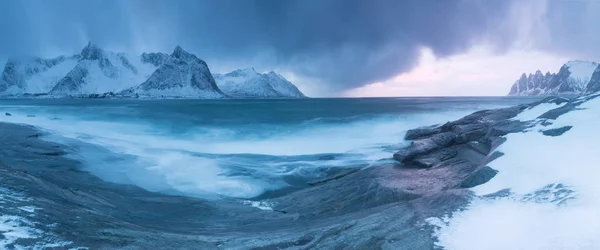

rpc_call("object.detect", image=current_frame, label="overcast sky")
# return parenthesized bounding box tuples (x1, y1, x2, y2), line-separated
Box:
(0, 0, 598, 97)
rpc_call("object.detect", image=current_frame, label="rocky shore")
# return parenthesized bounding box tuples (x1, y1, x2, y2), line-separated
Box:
(0, 96, 586, 249)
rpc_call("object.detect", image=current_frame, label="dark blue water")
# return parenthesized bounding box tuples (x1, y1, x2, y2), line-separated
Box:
(0, 97, 540, 198)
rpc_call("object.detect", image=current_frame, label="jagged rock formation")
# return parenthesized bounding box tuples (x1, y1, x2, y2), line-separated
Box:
(213, 68, 305, 98)
(121, 46, 224, 98)
(508, 71, 555, 96)
(508, 60, 599, 96)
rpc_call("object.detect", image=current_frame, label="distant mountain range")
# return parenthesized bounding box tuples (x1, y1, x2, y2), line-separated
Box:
(0, 42, 306, 99)
(508, 60, 600, 96)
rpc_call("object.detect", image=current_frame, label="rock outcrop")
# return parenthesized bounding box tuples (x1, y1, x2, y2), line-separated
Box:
(394, 105, 529, 187)
(392, 96, 580, 190)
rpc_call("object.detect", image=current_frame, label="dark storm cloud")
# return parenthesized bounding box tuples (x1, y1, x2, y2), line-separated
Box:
(0, 0, 515, 91)
(540, 0, 600, 60)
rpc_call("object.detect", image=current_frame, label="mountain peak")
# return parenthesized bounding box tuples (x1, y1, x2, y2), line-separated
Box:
(123, 46, 223, 98)
(519, 73, 527, 80)
(172, 46, 192, 59)
(214, 68, 305, 98)
(80, 41, 104, 60)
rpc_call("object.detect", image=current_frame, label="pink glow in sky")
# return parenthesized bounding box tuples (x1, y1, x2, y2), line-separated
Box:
(342, 46, 568, 97)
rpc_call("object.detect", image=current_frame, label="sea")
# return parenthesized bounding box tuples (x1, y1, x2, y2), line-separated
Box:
(0, 96, 554, 249)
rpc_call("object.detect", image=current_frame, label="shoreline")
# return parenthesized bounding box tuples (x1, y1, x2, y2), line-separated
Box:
(0, 122, 437, 249)
(0, 96, 574, 249)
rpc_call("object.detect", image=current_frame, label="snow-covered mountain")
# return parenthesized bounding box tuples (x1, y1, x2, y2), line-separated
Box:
(0, 55, 80, 94)
(0, 42, 306, 99)
(213, 68, 305, 98)
(509, 60, 599, 96)
(49, 42, 158, 95)
(121, 46, 224, 98)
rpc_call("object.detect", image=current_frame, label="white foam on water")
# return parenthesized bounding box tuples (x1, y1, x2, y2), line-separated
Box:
(431, 97, 600, 250)
(140, 152, 276, 198)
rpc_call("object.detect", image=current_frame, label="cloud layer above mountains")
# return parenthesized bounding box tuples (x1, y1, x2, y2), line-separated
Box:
(0, 0, 598, 95)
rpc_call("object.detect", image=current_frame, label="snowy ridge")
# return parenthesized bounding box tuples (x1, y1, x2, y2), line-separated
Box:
(49, 42, 158, 95)
(0, 43, 306, 99)
(214, 68, 305, 98)
(508, 60, 599, 96)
